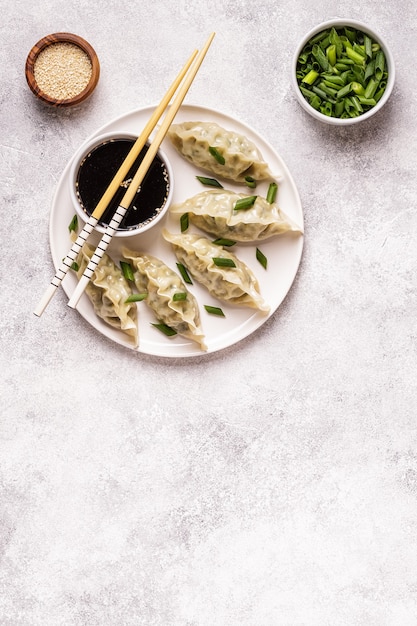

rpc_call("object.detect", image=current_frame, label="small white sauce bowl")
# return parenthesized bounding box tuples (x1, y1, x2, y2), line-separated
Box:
(69, 132, 174, 237)
(291, 19, 395, 125)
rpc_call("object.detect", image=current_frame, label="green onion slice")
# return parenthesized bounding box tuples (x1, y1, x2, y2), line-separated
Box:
(68, 214, 78, 233)
(266, 182, 278, 204)
(212, 238, 236, 247)
(125, 293, 147, 303)
(176, 263, 193, 284)
(204, 305, 225, 317)
(244, 176, 257, 188)
(172, 292, 187, 302)
(208, 146, 225, 165)
(196, 175, 223, 188)
(65, 260, 79, 272)
(256, 248, 268, 270)
(151, 322, 177, 337)
(212, 257, 236, 268)
(234, 195, 257, 211)
(120, 261, 135, 281)
(180, 213, 189, 232)
(64, 257, 79, 272)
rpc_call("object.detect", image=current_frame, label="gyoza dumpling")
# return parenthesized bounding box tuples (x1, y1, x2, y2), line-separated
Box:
(76, 243, 138, 346)
(168, 121, 274, 183)
(121, 249, 206, 351)
(170, 189, 302, 242)
(162, 230, 270, 313)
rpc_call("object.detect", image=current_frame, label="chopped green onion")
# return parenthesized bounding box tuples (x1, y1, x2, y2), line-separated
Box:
(317, 82, 338, 97)
(65, 259, 79, 272)
(345, 46, 365, 65)
(120, 261, 134, 282)
(336, 82, 352, 99)
(326, 44, 336, 66)
(196, 175, 223, 188)
(364, 77, 378, 99)
(312, 44, 330, 70)
(204, 305, 225, 317)
(234, 195, 257, 211)
(295, 25, 389, 119)
(212, 257, 236, 268)
(302, 69, 319, 84)
(212, 238, 236, 246)
(352, 42, 366, 58)
(256, 248, 267, 269)
(321, 101, 333, 116)
(151, 322, 177, 337)
(374, 49, 385, 80)
(172, 292, 187, 302)
(180, 212, 189, 232)
(364, 35, 373, 59)
(312, 85, 332, 101)
(357, 96, 377, 106)
(364, 59, 375, 81)
(208, 146, 225, 165)
(176, 262, 193, 284)
(351, 81, 365, 95)
(321, 74, 345, 86)
(244, 176, 257, 188)
(266, 182, 278, 204)
(68, 214, 78, 233)
(125, 293, 147, 303)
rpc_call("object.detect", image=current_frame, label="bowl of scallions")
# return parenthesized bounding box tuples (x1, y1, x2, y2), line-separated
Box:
(292, 19, 395, 124)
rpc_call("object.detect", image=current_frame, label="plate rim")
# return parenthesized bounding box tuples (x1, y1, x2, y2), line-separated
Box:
(49, 103, 304, 358)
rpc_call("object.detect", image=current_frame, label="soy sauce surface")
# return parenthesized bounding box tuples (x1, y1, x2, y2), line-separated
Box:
(76, 138, 170, 230)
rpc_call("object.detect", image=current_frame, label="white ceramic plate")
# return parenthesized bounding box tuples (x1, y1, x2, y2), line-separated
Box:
(50, 104, 304, 357)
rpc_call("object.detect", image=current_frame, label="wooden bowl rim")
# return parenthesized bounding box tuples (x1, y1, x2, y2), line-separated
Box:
(25, 32, 100, 107)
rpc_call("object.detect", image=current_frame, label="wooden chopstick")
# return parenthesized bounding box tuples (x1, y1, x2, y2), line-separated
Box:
(67, 32, 215, 310)
(33, 47, 199, 317)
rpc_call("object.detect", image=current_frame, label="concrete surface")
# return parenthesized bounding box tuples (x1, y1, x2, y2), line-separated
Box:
(1, 0, 417, 623)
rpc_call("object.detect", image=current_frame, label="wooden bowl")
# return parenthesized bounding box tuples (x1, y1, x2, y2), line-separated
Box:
(25, 33, 100, 107)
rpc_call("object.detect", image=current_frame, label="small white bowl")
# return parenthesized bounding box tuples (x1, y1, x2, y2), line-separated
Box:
(69, 132, 174, 236)
(292, 19, 395, 125)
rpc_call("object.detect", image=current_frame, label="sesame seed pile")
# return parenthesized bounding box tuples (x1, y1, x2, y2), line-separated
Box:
(34, 42, 92, 100)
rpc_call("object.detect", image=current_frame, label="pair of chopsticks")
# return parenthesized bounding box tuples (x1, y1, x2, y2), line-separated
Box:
(34, 32, 215, 317)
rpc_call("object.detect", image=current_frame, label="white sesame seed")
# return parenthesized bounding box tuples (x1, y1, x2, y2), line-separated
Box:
(34, 42, 92, 100)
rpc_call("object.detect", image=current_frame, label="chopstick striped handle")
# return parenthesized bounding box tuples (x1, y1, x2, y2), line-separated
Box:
(33, 48, 199, 317)
(67, 32, 215, 311)
(66, 204, 128, 308)
(33, 216, 98, 316)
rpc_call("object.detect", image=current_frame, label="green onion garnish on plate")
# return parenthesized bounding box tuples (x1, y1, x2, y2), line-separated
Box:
(256, 248, 268, 270)
(120, 261, 135, 282)
(208, 146, 225, 165)
(196, 175, 223, 188)
(212, 238, 236, 247)
(180, 213, 189, 232)
(212, 257, 236, 268)
(125, 293, 147, 303)
(151, 322, 177, 337)
(68, 214, 78, 233)
(204, 305, 225, 316)
(176, 263, 193, 284)
(172, 292, 187, 302)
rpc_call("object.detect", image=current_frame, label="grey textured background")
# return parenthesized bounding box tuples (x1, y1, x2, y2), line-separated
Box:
(1, 0, 417, 624)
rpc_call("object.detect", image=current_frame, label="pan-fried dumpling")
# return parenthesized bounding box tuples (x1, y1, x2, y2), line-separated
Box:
(121, 249, 206, 350)
(168, 121, 274, 183)
(162, 230, 270, 313)
(170, 189, 302, 242)
(76, 243, 138, 346)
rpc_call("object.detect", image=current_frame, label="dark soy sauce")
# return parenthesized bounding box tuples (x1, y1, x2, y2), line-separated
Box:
(76, 138, 170, 230)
